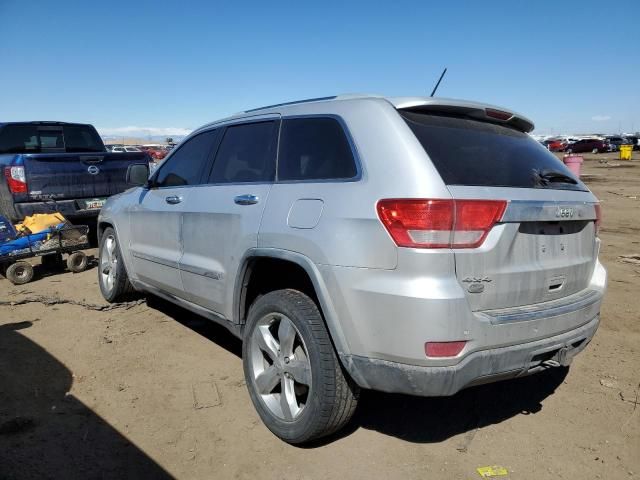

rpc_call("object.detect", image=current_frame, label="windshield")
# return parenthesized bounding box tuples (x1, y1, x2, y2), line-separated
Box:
(0, 124, 105, 154)
(400, 111, 587, 191)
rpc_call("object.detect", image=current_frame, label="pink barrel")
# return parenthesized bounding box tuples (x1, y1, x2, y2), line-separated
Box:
(563, 154, 584, 178)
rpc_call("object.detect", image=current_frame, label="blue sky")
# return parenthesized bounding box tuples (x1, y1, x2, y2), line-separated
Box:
(1, 0, 638, 136)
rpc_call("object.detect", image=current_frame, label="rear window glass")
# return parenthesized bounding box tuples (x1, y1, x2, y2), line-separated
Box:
(64, 125, 104, 152)
(0, 124, 104, 154)
(400, 111, 586, 191)
(208, 121, 278, 183)
(278, 117, 358, 181)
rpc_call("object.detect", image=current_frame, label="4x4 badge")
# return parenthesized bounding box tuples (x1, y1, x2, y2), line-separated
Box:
(462, 277, 492, 283)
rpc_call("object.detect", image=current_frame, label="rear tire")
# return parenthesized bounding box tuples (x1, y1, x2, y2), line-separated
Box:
(592, 148, 598, 154)
(67, 251, 88, 273)
(98, 227, 135, 302)
(6, 261, 34, 285)
(243, 289, 359, 444)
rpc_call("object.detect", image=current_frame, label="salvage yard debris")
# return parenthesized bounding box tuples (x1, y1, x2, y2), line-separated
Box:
(476, 465, 509, 477)
(618, 255, 640, 265)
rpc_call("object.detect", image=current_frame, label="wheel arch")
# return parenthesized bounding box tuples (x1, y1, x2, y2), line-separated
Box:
(234, 249, 352, 357)
(97, 220, 112, 241)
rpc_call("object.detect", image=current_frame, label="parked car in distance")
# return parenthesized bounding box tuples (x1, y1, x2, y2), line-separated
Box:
(604, 136, 630, 152)
(140, 145, 167, 161)
(622, 135, 640, 151)
(111, 146, 142, 153)
(98, 95, 606, 444)
(542, 138, 566, 151)
(565, 138, 609, 154)
(562, 137, 580, 146)
(0, 122, 150, 222)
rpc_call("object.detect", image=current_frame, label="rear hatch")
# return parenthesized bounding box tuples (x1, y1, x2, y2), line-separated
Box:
(22, 151, 149, 201)
(399, 108, 599, 311)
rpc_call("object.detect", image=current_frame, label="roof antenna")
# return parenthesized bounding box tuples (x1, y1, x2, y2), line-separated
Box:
(430, 68, 447, 97)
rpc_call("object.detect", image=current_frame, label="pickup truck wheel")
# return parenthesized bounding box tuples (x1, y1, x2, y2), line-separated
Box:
(6, 261, 34, 285)
(98, 227, 135, 302)
(243, 289, 359, 444)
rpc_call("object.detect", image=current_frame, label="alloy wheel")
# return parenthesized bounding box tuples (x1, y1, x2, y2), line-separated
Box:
(100, 235, 118, 294)
(248, 313, 312, 421)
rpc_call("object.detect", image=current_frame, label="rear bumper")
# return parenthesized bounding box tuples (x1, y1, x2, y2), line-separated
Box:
(14, 200, 101, 220)
(342, 313, 599, 396)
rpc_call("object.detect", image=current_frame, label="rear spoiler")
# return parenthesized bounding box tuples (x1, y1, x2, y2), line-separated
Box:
(390, 97, 535, 133)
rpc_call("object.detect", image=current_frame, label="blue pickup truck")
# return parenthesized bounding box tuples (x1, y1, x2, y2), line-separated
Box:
(0, 121, 150, 222)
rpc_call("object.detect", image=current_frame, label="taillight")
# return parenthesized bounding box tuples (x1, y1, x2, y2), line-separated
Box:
(377, 199, 507, 249)
(4, 166, 27, 194)
(425, 341, 467, 357)
(594, 203, 601, 236)
(485, 108, 513, 121)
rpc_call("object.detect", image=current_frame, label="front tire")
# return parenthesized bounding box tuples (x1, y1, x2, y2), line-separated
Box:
(243, 289, 359, 444)
(98, 227, 135, 302)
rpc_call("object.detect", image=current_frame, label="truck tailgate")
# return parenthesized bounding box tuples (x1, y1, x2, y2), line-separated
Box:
(22, 152, 148, 201)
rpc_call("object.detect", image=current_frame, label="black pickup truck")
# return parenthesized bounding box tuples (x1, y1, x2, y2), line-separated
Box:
(0, 121, 150, 222)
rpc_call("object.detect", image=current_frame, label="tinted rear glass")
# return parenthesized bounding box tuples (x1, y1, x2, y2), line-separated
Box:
(0, 124, 104, 153)
(278, 117, 357, 181)
(400, 111, 587, 191)
(64, 125, 104, 152)
(208, 121, 277, 183)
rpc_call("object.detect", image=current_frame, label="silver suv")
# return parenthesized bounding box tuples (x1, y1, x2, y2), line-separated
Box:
(98, 95, 606, 444)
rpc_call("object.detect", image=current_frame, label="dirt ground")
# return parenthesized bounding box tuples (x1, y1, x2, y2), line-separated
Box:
(1, 152, 638, 480)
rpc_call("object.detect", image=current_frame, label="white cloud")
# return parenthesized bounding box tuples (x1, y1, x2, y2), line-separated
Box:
(97, 126, 192, 137)
(591, 115, 611, 122)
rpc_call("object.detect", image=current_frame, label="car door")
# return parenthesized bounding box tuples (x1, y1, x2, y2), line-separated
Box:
(128, 129, 219, 297)
(179, 117, 279, 319)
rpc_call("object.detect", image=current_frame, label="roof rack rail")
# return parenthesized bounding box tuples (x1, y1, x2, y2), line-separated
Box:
(243, 96, 337, 113)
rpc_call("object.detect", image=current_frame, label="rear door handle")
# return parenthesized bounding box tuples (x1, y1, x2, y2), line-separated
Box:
(165, 195, 182, 205)
(234, 194, 259, 205)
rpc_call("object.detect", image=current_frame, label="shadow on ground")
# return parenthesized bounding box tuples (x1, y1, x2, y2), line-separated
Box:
(147, 295, 568, 446)
(0, 321, 172, 480)
(349, 366, 568, 444)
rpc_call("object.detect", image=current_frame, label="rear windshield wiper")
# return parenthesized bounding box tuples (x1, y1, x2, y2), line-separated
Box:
(532, 168, 578, 186)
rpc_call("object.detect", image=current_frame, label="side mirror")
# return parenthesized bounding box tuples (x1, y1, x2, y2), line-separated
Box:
(126, 164, 150, 187)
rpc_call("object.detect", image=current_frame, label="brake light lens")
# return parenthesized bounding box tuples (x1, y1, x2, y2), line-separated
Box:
(485, 108, 513, 121)
(594, 203, 601, 236)
(4, 166, 27, 194)
(425, 341, 467, 357)
(377, 199, 506, 249)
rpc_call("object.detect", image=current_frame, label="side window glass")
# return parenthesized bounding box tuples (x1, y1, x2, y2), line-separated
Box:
(208, 121, 277, 183)
(277, 117, 357, 181)
(154, 130, 217, 187)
